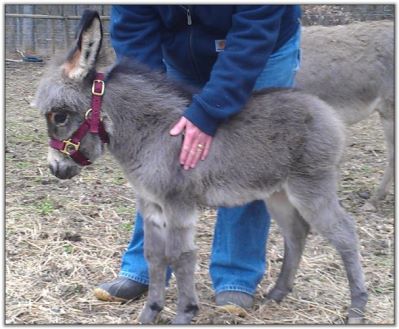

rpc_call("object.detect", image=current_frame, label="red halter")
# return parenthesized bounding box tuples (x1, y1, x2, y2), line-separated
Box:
(49, 72, 109, 166)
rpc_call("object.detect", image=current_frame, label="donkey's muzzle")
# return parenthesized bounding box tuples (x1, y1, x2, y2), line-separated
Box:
(49, 161, 81, 180)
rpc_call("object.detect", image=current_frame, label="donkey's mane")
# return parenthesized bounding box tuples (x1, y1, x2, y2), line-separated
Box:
(107, 58, 198, 101)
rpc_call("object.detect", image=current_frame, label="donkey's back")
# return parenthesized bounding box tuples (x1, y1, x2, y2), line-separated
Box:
(148, 89, 346, 208)
(297, 20, 394, 203)
(297, 20, 393, 124)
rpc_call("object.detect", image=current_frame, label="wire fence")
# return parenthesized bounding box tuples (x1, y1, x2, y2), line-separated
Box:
(5, 5, 111, 58)
(301, 4, 394, 26)
(5, 4, 395, 58)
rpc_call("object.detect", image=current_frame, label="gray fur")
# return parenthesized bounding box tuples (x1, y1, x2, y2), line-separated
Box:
(297, 21, 394, 204)
(34, 12, 368, 324)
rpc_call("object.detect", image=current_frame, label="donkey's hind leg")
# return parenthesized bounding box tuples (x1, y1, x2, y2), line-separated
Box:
(286, 175, 368, 323)
(138, 199, 168, 324)
(264, 191, 310, 302)
(371, 99, 394, 204)
(164, 203, 199, 324)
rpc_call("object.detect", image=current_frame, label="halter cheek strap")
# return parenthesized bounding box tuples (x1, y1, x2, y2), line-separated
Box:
(49, 72, 109, 166)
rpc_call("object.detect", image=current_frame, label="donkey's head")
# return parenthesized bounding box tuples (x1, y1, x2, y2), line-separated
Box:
(34, 10, 108, 179)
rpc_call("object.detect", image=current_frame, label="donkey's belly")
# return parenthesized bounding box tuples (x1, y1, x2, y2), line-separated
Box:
(200, 183, 282, 208)
(333, 98, 381, 126)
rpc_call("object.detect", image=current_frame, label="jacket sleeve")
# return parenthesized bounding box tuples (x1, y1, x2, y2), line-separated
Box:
(184, 5, 287, 136)
(110, 5, 165, 71)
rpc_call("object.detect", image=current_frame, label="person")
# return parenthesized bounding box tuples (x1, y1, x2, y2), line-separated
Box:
(94, 5, 301, 309)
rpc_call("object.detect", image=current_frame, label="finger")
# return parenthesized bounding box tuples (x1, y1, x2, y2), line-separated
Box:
(184, 137, 199, 170)
(185, 148, 198, 170)
(189, 138, 206, 168)
(170, 117, 187, 136)
(183, 129, 203, 169)
(201, 138, 212, 161)
(180, 129, 195, 167)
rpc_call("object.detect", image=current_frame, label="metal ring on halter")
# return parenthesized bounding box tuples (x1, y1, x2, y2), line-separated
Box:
(85, 108, 92, 119)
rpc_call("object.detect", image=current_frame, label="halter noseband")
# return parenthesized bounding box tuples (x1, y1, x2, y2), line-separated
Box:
(49, 72, 109, 166)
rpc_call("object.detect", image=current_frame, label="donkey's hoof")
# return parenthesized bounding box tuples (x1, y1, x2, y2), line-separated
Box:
(346, 307, 366, 324)
(361, 201, 377, 212)
(346, 317, 366, 325)
(171, 314, 193, 325)
(264, 287, 290, 303)
(138, 303, 162, 324)
(171, 304, 199, 324)
(137, 310, 159, 324)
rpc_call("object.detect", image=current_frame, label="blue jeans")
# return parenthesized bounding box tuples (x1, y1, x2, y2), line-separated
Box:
(120, 27, 301, 295)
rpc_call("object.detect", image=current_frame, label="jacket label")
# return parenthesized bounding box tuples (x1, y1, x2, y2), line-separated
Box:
(215, 39, 226, 52)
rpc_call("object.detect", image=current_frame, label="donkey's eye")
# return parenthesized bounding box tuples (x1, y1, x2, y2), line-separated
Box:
(50, 112, 68, 126)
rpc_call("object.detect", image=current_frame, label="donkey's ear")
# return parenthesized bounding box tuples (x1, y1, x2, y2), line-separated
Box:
(63, 10, 103, 80)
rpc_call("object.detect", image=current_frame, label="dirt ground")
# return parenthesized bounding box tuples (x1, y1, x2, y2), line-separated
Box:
(5, 61, 394, 324)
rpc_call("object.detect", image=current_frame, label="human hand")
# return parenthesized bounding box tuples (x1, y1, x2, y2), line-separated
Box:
(170, 117, 213, 170)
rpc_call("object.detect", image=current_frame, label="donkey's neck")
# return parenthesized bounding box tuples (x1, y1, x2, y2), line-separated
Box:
(100, 66, 191, 166)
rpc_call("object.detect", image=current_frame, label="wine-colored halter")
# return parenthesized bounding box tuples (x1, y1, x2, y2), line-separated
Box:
(49, 72, 109, 166)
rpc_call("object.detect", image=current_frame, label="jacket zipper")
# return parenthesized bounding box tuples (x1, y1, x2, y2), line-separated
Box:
(180, 5, 192, 25)
(180, 5, 203, 82)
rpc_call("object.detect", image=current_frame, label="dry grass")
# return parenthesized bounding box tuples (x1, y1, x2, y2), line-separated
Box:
(5, 61, 394, 324)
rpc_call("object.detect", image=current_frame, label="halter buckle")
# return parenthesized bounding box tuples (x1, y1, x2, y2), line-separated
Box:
(61, 139, 80, 156)
(92, 79, 105, 96)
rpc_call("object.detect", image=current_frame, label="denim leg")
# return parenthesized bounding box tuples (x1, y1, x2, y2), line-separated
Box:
(210, 201, 270, 295)
(119, 212, 150, 284)
(210, 27, 301, 295)
(254, 27, 301, 91)
(119, 212, 172, 284)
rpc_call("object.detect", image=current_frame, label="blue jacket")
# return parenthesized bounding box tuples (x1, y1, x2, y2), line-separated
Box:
(110, 5, 301, 136)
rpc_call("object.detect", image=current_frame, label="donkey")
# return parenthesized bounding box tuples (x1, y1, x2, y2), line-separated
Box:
(297, 21, 394, 206)
(34, 11, 367, 324)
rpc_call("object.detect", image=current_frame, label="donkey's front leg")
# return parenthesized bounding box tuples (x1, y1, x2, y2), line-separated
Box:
(170, 250, 199, 324)
(139, 259, 167, 324)
(137, 199, 168, 324)
(165, 203, 199, 324)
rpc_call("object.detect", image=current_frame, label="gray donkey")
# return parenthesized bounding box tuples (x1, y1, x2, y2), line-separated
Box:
(34, 11, 367, 324)
(298, 21, 394, 206)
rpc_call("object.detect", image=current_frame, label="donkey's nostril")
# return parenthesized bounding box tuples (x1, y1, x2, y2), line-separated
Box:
(49, 161, 81, 180)
(64, 166, 79, 179)
(49, 161, 68, 180)
(49, 162, 58, 177)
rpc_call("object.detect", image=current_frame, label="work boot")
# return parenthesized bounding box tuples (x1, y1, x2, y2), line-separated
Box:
(215, 291, 254, 311)
(93, 276, 148, 302)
